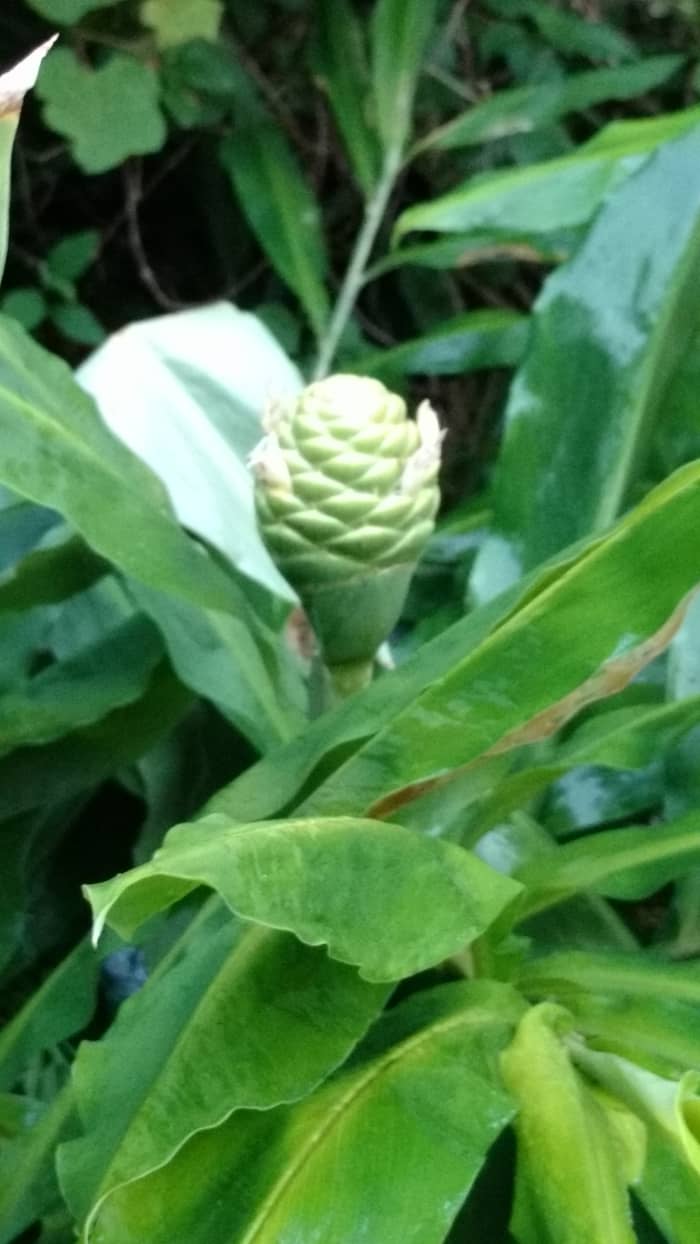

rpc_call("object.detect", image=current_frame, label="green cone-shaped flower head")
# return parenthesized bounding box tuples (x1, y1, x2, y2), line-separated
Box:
(250, 374, 442, 665)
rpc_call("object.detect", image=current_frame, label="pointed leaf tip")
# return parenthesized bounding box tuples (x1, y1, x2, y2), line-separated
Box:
(0, 36, 58, 118)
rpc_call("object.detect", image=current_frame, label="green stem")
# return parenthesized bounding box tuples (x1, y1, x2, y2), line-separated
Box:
(313, 149, 401, 380)
(309, 654, 375, 716)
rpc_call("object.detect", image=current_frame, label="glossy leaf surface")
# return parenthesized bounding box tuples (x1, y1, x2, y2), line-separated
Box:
(84, 981, 522, 1244)
(298, 465, 700, 820)
(518, 811, 700, 915)
(473, 123, 700, 596)
(86, 814, 521, 982)
(395, 106, 700, 250)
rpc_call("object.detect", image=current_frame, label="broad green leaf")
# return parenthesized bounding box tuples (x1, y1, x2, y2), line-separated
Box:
(371, 0, 439, 158)
(501, 1004, 636, 1244)
(0, 1085, 75, 1244)
(127, 583, 304, 750)
(0, 41, 57, 283)
(86, 814, 521, 982)
(209, 567, 535, 823)
(651, 332, 700, 485)
(394, 106, 700, 249)
(352, 309, 529, 380)
(295, 465, 700, 820)
(0, 939, 99, 1092)
(0, 616, 163, 755)
(220, 130, 329, 340)
(36, 49, 166, 174)
(59, 907, 387, 1232)
(311, 0, 380, 193)
(82, 980, 522, 1244)
(210, 465, 700, 826)
(415, 56, 681, 154)
(473, 123, 700, 598)
(0, 315, 250, 615)
(77, 303, 299, 604)
(517, 812, 700, 916)
(463, 695, 700, 843)
(140, 0, 222, 47)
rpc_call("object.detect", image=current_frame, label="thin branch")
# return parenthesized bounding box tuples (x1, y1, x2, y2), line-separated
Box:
(313, 150, 401, 379)
(123, 161, 186, 312)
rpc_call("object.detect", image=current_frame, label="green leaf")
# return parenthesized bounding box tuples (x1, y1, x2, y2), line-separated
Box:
(0, 315, 250, 615)
(311, 0, 380, 193)
(140, 0, 223, 47)
(501, 1004, 637, 1244)
(0, 533, 106, 612)
(1, 287, 47, 331)
(416, 56, 682, 154)
(351, 309, 529, 380)
(79, 980, 522, 1244)
(51, 303, 105, 348)
(25, 0, 117, 20)
(518, 950, 700, 1011)
(370, 0, 439, 158)
(511, 0, 639, 61)
(0, 41, 57, 283)
(46, 231, 100, 283)
(463, 695, 700, 843)
(220, 130, 329, 339)
(473, 122, 700, 598)
(59, 906, 387, 1232)
(517, 812, 700, 915)
(574, 1044, 700, 1174)
(394, 106, 700, 250)
(0, 1086, 76, 1244)
(0, 616, 163, 755)
(77, 303, 299, 604)
(297, 467, 700, 821)
(209, 465, 700, 826)
(0, 664, 192, 820)
(0, 940, 99, 1092)
(86, 814, 521, 982)
(127, 583, 304, 751)
(36, 49, 166, 174)
(571, 994, 700, 1078)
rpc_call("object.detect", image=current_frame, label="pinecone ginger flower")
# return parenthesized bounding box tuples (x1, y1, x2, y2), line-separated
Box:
(249, 374, 443, 675)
